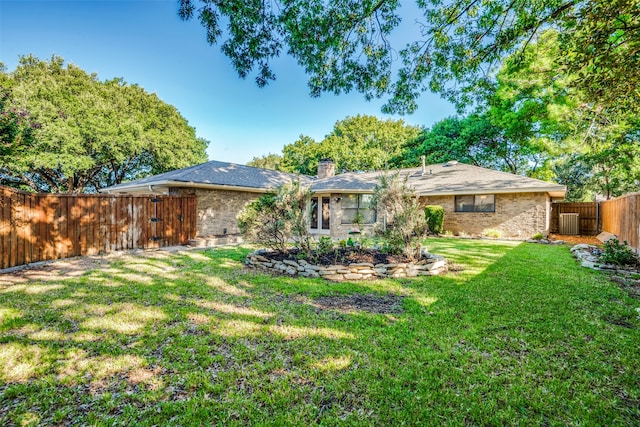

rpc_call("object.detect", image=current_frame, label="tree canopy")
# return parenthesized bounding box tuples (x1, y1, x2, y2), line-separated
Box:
(179, 0, 639, 114)
(246, 153, 284, 171)
(251, 30, 639, 200)
(278, 115, 420, 175)
(0, 55, 208, 193)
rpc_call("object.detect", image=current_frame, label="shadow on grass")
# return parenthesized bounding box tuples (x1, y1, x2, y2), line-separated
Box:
(0, 241, 638, 425)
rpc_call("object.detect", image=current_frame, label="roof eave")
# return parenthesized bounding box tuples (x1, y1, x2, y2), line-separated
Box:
(417, 187, 567, 197)
(310, 188, 375, 194)
(309, 186, 567, 197)
(100, 180, 275, 194)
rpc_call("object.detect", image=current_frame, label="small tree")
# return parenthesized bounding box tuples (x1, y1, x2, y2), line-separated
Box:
(237, 192, 288, 253)
(277, 180, 313, 255)
(237, 180, 312, 253)
(372, 173, 428, 260)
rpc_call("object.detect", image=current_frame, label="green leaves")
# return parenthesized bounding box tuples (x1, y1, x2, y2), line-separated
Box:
(280, 115, 421, 175)
(181, 0, 637, 116)
(372, 172, 428, 259)
(1, 56, 208, 193)
(236, 180, 312, 253)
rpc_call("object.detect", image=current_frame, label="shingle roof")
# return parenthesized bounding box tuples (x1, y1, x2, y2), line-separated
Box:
(102, 159, 565, 197)
(102, 160, 311, 192)
(311, 162, 566, 196)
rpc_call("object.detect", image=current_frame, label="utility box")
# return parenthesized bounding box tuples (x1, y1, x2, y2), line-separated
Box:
(559, 213, 580, 235)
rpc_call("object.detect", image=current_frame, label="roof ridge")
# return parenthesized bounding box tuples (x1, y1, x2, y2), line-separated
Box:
(457, 163, 563, 186)
(230, 160, 313, 179)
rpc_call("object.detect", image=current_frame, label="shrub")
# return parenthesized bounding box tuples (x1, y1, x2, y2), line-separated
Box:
(237, 180, 312, 253)
(276, 180, 314, 254)
(482, 228, 503, 239)
(531, 232, 544, 240)
(317, 236, 334, 254)
(599, 239, 639, 266)
(371, 173, 429, 260)
(424, 205, 444, 235)
(237, 192, 287, 252)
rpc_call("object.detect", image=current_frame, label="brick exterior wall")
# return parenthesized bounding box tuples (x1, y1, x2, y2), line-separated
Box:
(172, 188, 260, 237)
(306, 193, 382, 239)
(319, 192, 550, 239)
(422, 192, 551, 238)
(328, 195, 380, 239)
(172, 188, 551, 241)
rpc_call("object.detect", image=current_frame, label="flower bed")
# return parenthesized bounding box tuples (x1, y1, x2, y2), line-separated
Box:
(245, 249, 448, 281)
(571, 244, 639, 273)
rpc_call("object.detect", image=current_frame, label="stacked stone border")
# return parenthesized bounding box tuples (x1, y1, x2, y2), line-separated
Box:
(246, 250, 448, 281)
(571, 244, 639, 274)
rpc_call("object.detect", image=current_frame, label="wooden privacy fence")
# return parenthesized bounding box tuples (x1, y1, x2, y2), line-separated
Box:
(600, 192, 640, 252)
(550, 202, 600, 235)
(0, 186, 197, 269)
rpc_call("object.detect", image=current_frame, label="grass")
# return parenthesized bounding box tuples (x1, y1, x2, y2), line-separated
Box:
(0, 238, 639, 426)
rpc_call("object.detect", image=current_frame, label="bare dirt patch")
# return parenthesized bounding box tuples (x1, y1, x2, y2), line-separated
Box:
(311, 294, 405, 314)
(609, 275, 640, 300)
(0, 246, 194, 285)
(0, 257, 110, 285)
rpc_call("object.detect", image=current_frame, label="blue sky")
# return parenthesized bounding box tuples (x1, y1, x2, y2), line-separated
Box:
(0, 0, 457, 165)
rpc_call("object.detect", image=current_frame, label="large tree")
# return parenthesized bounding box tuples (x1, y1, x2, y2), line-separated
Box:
(557, 108, 640, 200)
(0, 56, 208, 193)
(401, 112, 553, 178)
(246, 153, 284, 171)
(0, 66, 37, 178)
(179, 0, 639, 114)
(280, 115, 420, 175)
(491, 29, 640, 198)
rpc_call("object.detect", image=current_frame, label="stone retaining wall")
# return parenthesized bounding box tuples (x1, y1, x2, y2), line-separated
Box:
(245, 250, 448, 281)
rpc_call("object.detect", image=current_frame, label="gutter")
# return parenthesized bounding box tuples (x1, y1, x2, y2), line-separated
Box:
(310, 186, 566, 197)
(100, 180, 274, 194)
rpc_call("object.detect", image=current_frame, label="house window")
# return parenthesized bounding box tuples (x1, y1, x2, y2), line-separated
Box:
(341, 194, 376, 224)
(455, 195, 495, 212)
(310, 197, 330, 231)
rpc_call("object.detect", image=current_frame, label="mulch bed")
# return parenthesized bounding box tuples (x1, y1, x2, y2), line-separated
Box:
(550, 234, 602, 246)
(262, 248, 415, 266)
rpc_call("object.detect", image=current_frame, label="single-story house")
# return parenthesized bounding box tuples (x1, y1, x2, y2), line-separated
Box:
(310, 160, 566, 239)
(101, 160, 310, 237)
(102, 159, 566, 239)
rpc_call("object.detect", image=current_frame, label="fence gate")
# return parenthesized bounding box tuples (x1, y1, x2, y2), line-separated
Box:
(550, 202, 599, 235)
(0, 186, 197, 269)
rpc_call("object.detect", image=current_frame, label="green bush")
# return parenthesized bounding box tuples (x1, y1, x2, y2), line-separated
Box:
(531, 232, 544, 240)
(424, 205, 444, 235)
(237, 180, 312, 253)
(237, 193, 288, 252)
(317, 236, 334, 254)
(599, 239, 639, 266)
(372, 173, 429, 260)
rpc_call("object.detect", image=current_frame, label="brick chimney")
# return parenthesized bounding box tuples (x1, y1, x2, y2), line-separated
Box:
(317, 159, 335, 179)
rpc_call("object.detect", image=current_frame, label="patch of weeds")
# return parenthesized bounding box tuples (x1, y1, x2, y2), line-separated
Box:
(482, 228, 503, 239)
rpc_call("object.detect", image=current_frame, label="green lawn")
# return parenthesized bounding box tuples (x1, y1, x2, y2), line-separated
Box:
(1, 239, 638, 426)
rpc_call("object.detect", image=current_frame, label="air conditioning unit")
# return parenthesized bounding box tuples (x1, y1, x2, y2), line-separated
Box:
(559, 213, 580, 235)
